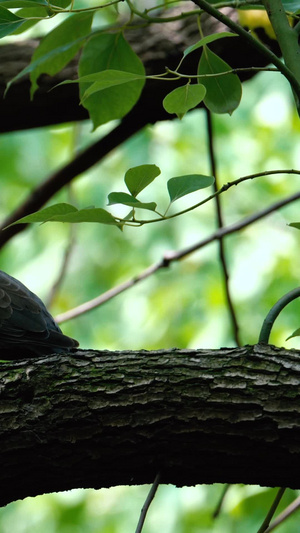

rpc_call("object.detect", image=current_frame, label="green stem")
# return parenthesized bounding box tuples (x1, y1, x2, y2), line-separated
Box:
(192, 0, 300, 107)
(257, 487, 286, 533)
(261, 0, 300, 111)
(258, 287, 300, 343)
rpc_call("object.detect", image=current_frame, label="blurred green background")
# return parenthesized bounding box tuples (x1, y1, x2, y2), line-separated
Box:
(0, 66, 300, 530)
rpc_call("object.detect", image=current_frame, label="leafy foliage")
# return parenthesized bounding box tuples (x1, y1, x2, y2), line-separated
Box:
(163, 84, 206, 119)
(78, 32, 145, 129)
(198, 46, 242, 114)
(9, 165, 215, 226)
(0, 0, 300, 531)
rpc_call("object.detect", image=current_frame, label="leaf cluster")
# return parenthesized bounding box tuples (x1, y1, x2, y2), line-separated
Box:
(3, 0, 298, 127)
(9, 164, 215, 228)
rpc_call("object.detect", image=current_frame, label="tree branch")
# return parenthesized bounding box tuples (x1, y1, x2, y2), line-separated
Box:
(0, 9, 279, 133)
(1, 344, 300, 507)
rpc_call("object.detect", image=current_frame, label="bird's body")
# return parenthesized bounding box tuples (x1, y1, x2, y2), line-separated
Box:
(0, 270, 78, 359)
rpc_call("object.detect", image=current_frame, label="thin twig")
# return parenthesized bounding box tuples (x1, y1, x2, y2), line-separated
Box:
(257, 487, 286, 533)
(212, 483, 231, 518)
(206, 110, 241, 346)
(46, 224, 76, 308)
(56, 189, 300, 323)
(114, 169, 300, 226)
(262, 494, 300, 532)
(192, 0, 300, 98)
(55, 259, 167, 323)
(135, 473, 161, 533)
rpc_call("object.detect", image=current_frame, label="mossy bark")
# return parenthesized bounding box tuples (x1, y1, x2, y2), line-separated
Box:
(0, 344, 300, 506)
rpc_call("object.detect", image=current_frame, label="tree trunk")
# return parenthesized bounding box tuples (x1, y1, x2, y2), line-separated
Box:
(0, 343, 299, 506)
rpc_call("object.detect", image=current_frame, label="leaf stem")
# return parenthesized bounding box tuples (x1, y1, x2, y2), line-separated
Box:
(261, 0, 300, 110)
(257, 487, 286, 533)
(192, 0, 300, 103)
(116, 169, 300, 226)
(206, 110, 241, 345)
(135, 473, 160, 533)
(258, 288, 300, 343)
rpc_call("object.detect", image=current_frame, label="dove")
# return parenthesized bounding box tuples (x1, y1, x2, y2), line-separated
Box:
(0, 270, 78, 359)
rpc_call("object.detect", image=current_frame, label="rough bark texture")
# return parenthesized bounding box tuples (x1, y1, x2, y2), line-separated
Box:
(0, 343, 300, 506)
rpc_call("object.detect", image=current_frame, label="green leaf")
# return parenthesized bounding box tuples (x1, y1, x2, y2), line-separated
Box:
(282, 0, 300, 12)
(198, 47, 242, 115)
(167, 174, 215, 203)
(0, 5, 25, 38)
(183, 32, 237, 58)
(78, 32, 145, 130)
(0, 0, 70, 5)
(0, 0, 48, 7)
(289, 222, 300, 229)
(107, 192, 157, 211)
(29, 12, 94, 98)
(286, 327, 300, 340)
(125, 164, 161, 197)
(163, 84, 206, 119)
(6, 13, 93, 97)
(8, 203, 77, 225)
(12, 6, 49, 35)
(7, 203, 121, 228)
(79, 70, 146, 102)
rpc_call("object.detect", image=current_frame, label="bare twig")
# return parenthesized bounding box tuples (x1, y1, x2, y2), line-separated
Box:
(257, 487, 286, 533)
(55, 259, 168, 323)
(206, 110, 241, 346)
(135, 473, 161, 533)
(46, 224, 76, 309)
(56, 189, 300, 323)
(262, 494, 300, 532)
(212, 483, 231, 519)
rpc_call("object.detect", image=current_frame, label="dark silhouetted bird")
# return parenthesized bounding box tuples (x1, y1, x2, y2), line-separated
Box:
(0, 270, 79, 359)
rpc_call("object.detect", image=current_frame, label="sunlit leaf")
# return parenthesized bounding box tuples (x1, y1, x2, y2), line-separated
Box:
(0, 0, 70, 5)
(183, 32, 237, 58)
(7, 203, 121, 227)
(198, 47, 242, 114)
(167, 174, 214, 203)
(79, 70, 146, 102)
(11, 6, 49, 35)
(78, 32, 145, 130)
(282, 0, 300, 12)
(108, 192, 157, 211)
(0, 0, 47, 7)
(286, 327, 300, 340)
(125, 164, 161, 197)
(0, 5, 25, 37)
(6, 13, 93, 97)
(163, 84, 206, 119)
(29, 12, 93, 98)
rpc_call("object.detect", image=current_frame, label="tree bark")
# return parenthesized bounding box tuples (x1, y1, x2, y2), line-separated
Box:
(1, 343, 300, 506)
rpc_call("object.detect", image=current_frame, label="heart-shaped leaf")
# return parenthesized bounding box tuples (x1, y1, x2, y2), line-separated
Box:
(108, 192, 157, 211)
(198, 47, 242, 115)
(167, 174, 215, 203)
(163, 84, 206, 119)
(125, 164, 161, 197)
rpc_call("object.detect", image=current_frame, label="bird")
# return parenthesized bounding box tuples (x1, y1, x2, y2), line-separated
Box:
(0, 270, 79, 359)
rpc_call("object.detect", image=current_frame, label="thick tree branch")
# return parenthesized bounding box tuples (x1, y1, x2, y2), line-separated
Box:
(1, 344, 300, 507)
(0, 9, 278, 132)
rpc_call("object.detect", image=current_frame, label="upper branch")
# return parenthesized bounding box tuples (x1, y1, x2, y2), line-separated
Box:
(0, 9, 279, 132)
(1, 343, 300, 506)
